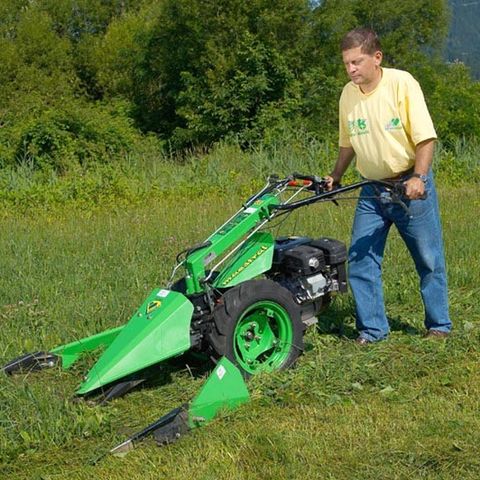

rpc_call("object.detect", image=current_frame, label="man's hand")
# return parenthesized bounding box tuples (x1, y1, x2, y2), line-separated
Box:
(404, 138, 434, 199)
(323, 174, 341, 192)
(403, 177, 426, 199)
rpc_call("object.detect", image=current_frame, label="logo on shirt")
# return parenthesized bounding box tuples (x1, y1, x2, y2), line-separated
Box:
(385, 117, 402, 131)
(348, 118, 369, 137)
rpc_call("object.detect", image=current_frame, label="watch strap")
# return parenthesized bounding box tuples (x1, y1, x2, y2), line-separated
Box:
(411, 173, 428, 183)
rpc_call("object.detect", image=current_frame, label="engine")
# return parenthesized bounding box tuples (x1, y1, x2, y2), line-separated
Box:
(268, 236, 348, 325)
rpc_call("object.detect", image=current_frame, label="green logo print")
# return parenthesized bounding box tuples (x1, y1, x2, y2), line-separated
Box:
(385, 117, 402, 131)
(348, 118, 369, 136)
(357, 118, 367, 130)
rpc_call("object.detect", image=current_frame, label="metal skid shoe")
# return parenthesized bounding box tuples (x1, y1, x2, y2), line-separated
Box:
(2, 351, 60, 374)
(110, 357, 250, 455)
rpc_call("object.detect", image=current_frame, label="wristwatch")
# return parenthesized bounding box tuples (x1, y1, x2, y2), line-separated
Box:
(411, 173, 428, 183)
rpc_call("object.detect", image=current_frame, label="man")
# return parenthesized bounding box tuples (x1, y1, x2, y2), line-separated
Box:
(325, 28, 452, 344)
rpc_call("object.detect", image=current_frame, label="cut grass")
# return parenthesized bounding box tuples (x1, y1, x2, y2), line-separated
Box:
(0, 183, 479, 480)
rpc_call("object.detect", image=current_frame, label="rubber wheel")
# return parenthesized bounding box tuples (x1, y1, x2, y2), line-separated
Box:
(208, 279, 304, 376)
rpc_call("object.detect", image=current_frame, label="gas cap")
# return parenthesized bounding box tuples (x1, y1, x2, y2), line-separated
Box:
(308, 257, 320, 269)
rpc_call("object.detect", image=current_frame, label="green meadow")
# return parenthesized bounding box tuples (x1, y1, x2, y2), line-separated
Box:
(1, 144, 479, 479)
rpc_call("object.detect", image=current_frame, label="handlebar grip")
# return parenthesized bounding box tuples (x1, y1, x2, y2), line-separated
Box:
(392, 182, 428, 200)
(287, 179, 313, 187)
(289, 173, 329, 194)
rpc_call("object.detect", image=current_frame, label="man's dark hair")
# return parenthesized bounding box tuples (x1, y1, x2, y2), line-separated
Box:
(341, 28, 381, 54)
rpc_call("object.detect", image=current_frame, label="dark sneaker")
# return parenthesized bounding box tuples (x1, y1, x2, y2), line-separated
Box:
(424, 329, 450, 339)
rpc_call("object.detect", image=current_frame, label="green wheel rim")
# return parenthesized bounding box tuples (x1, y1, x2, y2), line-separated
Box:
(233, 301, 293, 374)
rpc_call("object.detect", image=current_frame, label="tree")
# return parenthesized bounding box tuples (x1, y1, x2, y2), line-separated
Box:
(134, 0, 315, 146)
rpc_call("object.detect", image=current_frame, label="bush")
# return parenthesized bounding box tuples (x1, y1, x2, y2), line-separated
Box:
(428, 62, 480, 146)
(7, 101, 142, 172)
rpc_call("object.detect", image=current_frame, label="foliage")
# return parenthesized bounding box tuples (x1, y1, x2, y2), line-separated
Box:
(0, 0, 478, 167)
(174, 34, 297, 146)
(429, 63, 480, 145)
(311, 0, 448, 70)
(0, 138, 478, 214)
(90, 7, 157, 97)
(0, 7, 75, 108)
(130, 0, 315, 146)
(130, 0, 452, 148)
(0, 99, 148, 172)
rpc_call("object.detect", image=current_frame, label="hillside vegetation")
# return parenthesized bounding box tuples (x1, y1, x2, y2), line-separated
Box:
(0, 0, 479, 174)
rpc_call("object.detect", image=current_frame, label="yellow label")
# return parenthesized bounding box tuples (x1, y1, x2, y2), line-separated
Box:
(146, 300, 162, 314)
(222, 245, 268, 286)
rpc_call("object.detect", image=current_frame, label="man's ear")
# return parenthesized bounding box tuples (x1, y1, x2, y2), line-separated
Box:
(374, 50, 383, 66)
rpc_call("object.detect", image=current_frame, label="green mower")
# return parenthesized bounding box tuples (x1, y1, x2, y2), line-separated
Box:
(2, 173, 412, 452)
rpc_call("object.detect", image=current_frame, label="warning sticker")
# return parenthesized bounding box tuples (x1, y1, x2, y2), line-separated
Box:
(216, 365, 226, 380)
(156, 289, 170, 298)
(146, 300, 161, 314)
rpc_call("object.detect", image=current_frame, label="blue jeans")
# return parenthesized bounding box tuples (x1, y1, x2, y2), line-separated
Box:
(348, 171, 452, 341)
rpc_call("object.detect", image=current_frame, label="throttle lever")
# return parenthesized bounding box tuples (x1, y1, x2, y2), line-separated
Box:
(381, 182, 428, 218)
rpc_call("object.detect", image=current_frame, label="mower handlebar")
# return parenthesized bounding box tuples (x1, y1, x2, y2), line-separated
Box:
(289, 172, 329, 195)
(270, 176, 427, 213)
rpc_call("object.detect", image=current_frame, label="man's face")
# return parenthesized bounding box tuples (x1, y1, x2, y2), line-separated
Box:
(342, 46, 382, 87)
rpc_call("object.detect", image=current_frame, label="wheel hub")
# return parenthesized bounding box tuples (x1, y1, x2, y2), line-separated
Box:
(233, 301, 293, 374)
(243, 330, 255, 341)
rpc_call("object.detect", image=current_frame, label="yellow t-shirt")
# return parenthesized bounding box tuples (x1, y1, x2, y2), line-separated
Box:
(339, 67, 437, 180)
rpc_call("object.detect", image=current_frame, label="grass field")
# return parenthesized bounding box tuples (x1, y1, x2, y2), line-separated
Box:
(1, 158, 479, 479)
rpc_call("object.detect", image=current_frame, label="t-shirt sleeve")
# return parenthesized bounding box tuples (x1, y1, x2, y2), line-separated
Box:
(399, 73, 437, 145)
(338, 90, 352, 148)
